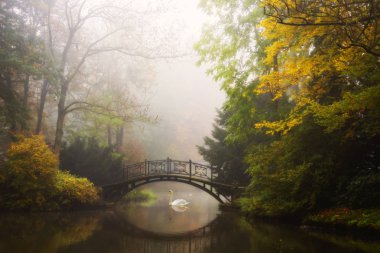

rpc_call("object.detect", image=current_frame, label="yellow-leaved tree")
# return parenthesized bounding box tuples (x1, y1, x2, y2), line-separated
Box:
(256, 0, 380, 136)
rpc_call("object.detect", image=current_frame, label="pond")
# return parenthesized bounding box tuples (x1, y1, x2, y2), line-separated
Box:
(0, 182, 379, 253)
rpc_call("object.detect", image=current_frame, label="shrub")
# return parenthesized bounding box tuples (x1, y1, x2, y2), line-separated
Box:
(307, 208, 380, 230)
(339, 173, 380, 208)
(60, 137, 123, 185)
(0, 135, 100, 211)
(55, 171, 100, 209)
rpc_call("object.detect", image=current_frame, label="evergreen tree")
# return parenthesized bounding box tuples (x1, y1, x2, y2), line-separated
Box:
(198, 110, 249, 185)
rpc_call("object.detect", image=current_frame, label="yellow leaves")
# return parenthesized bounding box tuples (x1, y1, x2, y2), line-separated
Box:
(7, 135, 58, 172)
(1, 135, 100, 211)
(310, 86, 380, 135)
(255, 96, 313, 135)
(254, 2, 380, 136)
(55, 171, 100, 206)
(255, 114, 303, 135)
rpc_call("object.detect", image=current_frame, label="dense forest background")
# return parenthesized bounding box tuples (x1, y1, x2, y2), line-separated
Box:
(196, 0, 380, 218)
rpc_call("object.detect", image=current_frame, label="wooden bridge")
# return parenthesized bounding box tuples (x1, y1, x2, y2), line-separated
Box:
(102, 158, 243, 204)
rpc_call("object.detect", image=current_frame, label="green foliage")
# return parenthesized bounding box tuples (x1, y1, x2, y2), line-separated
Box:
(339, 173, 380, 209)
(307, 208, 380, 230)
(0, 1, 46, 133)
(60, 137, 123, 185)
(123, 189, 157, 203)
(198, 110, 250, 185)
(197, 0, 380, 218)
(0, 135, 100, 211)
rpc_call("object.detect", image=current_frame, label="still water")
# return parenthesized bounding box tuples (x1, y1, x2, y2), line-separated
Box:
(0, 182, 379, 253)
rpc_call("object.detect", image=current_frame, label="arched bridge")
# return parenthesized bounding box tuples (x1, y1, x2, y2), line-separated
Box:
(102, 158, 243, 204)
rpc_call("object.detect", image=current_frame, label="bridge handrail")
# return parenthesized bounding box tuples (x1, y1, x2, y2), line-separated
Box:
(123, 158, 221, 182)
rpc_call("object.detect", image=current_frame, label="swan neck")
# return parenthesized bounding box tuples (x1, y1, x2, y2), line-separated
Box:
(169, 191, 173, 205)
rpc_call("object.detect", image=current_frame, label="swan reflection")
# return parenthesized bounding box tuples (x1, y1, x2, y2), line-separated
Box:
(171, 204, 189, 212)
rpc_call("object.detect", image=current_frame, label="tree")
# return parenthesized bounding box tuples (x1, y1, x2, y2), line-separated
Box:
(262, 0, 380, 57)
(0, 1, 46, 134)
(198, 110, 249, 185)
(63, 52, 155, 153)
(197, 0, 380, 216)
(37, 0, 182, 153)
(60, 137, 123, 185)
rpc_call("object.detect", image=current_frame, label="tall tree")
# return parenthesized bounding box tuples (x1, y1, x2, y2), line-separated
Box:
(0, 0, 46, 135)
(198, 109, 249, 185)
(42, 0, 182, 153)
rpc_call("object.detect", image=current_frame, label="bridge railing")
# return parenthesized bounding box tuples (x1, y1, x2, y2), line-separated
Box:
(123, 158, 218, 182)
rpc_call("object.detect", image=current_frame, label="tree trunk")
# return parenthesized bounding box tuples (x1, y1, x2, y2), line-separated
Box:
(53, 81, 68, 154)
(23, 74, 29, 108)
(4, 73, 18, 131)
(272, 53, 279, 112)
(107, 125, 113, 147)
(54, 109, 65, 153)
(115, 126, 124, 152)
(35, 79, 49, 134)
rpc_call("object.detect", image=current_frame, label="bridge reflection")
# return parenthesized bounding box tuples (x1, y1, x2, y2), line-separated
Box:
(102, 213, 230, 253)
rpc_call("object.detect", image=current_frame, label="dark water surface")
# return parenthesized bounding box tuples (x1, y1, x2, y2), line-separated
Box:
(0, 182, 379, 253)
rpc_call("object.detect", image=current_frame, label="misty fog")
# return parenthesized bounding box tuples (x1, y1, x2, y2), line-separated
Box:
(133, 58, 224, 162)
(125, 1, 225, 162)
(8, 0, 225, 163)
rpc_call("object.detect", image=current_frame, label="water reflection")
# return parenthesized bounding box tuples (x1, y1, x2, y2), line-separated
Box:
(0, 182, 379, 253)
(0, 211, 101, 253)
(115, 182, 220, 235)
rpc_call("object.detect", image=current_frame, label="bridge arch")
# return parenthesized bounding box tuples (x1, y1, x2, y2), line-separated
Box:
(101, 158, 242, 204)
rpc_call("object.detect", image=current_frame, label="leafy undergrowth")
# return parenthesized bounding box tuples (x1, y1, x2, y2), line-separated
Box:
(306, 208, 380, 231)
(123, 189, 156, 203)
(0, 135, 101, 211)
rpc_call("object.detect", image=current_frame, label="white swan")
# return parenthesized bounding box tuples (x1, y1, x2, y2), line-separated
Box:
(168, 190, 189, 206)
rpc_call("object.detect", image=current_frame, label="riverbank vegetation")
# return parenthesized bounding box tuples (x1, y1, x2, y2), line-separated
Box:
(306, 208, 380, 231)
(123, 189, 157, 203)
(0, 135, 100, 211)
(196, 0, 380, 230)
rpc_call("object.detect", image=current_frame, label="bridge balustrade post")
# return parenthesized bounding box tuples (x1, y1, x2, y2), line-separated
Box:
(167, 157, 170, 174)
(189, 160, 192, 178)
(144, 159, 147, 176)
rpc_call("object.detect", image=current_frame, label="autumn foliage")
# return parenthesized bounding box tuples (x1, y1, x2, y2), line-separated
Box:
(196, 0, 380, 219)
(0, 135, 100, 211)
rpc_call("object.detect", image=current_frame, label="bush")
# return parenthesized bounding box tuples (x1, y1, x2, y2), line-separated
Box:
(54, 171, 100, 209)
(306, 208, 380, 230)
(60, 137, 123, 185)
(0, 135, 100, 211)
(339, 173, 380, 208)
